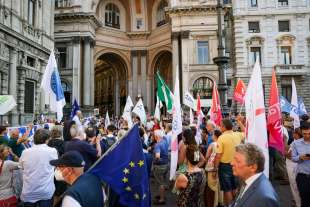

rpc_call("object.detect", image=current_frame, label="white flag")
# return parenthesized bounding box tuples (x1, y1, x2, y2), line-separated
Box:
(189, 108, 194, 124)
(105, 111, 111, 127)
(290, 79, 300, 129)
(170, 66, 182, 180)
(0, 95, 16, 115)
(244, 59, 269, 177)
(122, 96, 134, 128)
(184, 91, 196, 110)
(40, 51, 66, 121)
(154, 95, 162, 121)
(132, 98, 146, 125)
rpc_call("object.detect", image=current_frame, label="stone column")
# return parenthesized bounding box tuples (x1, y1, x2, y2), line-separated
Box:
(8, 47, 18, 125)
(181, 32, 190, 100)
(83, 37, 91, 106)
(72, 37, 81, 104)
(40, 60, 46, 112)
(172, 32, 179, 88)
(141, 50, 147, 108)
(131, 51, 138, 100)
(90, 40, 95, 106)
(146, 77, 152, 112)
(115, 79, 120, 116)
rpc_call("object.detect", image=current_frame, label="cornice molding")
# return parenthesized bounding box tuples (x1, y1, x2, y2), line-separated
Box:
(55, 12, 101, 27)
(166, 5, 231, 15)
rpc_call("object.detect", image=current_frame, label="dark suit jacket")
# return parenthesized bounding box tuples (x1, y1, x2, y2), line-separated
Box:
(234, 174, 280, 207)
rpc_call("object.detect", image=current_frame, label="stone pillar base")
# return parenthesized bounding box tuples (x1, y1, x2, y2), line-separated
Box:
(9, 112, 19, 126)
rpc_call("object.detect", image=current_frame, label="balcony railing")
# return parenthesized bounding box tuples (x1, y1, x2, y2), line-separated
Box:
(55, 0, 71, 8)
(274, 64, 306, 75)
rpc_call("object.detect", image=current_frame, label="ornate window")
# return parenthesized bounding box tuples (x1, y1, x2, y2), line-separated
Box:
(192, 77, 214, 99)
(156, 0, 168, 27)
(57, 47, 67, 69)
(28, 0, 35, 26)
(24, 80, 35, 113)
(250, 47, 261, 64)
(278, 20, 290, 32)
(197, 41, 209, 64)
(61, 81, 72, 104)
(280, 46, 292, 64)
(249, 0, 258, 7)
(105, 3, 120, 29)
(276, 35, 295, 65)
(248, 21, 260, 33)
(55, 0, 71, 8)
(246, 36, 264, 65)
(278, 0, 288, 6)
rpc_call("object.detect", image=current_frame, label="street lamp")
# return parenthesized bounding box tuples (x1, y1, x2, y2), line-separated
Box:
(213, 0, 230, 114)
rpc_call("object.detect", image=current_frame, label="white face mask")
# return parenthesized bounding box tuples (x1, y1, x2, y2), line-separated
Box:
(54, 168, 64, 181)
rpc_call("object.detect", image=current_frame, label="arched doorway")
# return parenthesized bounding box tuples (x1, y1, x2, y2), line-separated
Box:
(191, 76, 214, 113)
(153, 50, 172, 113)
(95, 53, 127, 116)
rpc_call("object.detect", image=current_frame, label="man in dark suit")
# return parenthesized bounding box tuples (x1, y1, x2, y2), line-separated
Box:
(231, 143, 280, 207)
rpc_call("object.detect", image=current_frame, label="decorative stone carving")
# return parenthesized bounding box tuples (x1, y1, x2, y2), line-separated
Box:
(246, 36, 265, 46)
(276, 35, 296, 45)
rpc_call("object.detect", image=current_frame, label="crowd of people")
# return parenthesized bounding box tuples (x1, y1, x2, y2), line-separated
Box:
(0, 110, 309, 207)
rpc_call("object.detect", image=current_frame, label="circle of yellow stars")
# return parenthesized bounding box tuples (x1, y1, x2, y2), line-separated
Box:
(121, 160, 146, 200)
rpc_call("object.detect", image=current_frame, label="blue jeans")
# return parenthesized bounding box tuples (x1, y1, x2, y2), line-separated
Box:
(22, 199, 53, 207)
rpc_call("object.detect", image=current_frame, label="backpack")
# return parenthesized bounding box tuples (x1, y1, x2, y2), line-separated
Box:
(102, 136, 117, 153)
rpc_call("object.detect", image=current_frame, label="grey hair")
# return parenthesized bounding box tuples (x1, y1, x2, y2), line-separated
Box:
(235, 143, 265, 173)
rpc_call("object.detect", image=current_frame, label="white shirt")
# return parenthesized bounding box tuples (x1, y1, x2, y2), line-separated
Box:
(240, 172, 263, 198)
(62, 196, 81, 207)
(72, 115, 83, 130)
(19, 144, 58, 203)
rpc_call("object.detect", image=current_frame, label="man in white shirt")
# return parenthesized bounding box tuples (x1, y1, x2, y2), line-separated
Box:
(72, 110, 83, 130)
(231, 143, 280, 207)
(19, 129, 58, 207)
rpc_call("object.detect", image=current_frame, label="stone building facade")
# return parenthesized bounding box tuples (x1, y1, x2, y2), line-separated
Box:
(54, 0, 231, 117)
(232, 0, 310, 110)
(0, 0, 54, 125)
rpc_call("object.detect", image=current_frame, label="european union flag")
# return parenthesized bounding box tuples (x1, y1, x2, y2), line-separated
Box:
(280, 96, 292, 113)
(298, 97, 307, 116)
(89, 124, 150, 207)
(70, 98, 80, 120)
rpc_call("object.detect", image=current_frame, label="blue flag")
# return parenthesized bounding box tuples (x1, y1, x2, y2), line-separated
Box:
(89, 125, 150, 207)
(70, 98, 80, 120)
(298, 97, 307, 116)
(280, 96, 292, 113)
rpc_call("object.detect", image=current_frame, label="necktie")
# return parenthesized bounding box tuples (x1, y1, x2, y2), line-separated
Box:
(234, 184, 246, 207)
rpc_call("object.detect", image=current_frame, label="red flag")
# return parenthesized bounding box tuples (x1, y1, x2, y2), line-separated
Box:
(267, 69, 284, 154)
(196, 94, 201, 116)
(195, 94, 203, 144)
(233, 79, 246, 104)
(210, 83, 222, 126)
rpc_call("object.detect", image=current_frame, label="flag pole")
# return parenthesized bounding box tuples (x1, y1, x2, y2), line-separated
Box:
(239, 103, 244, 115)
(87, 124, 138, 172)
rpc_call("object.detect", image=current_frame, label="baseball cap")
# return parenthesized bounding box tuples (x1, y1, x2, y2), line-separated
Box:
(50, 151, 85, 167)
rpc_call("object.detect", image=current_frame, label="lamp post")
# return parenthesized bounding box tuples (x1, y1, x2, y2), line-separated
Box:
(213, 0, 230, 114)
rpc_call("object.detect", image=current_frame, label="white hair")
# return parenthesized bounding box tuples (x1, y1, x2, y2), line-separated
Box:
(70, 125, 85, 139)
